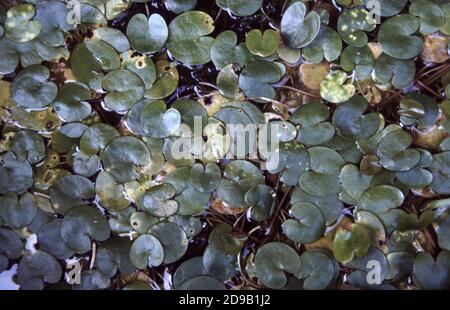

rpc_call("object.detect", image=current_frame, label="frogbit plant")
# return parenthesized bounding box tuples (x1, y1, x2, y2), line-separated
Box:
(0, 0, 450, 291)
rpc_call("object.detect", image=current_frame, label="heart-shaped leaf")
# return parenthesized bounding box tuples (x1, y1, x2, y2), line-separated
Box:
(280, 1, 321, 49)
(282, 202, 326, 244)
(5, 4, 41, 43)
(246, 29, 280, 57)
(61, 205, 110, 253)
(254, 242, 301, 289)
(137, 184, 179, 217)
(320, 70, 356, 104)
(11, 65, 57, 109)
(378, 14, 423, 59)
(167, 11, 214, 65)
(126, 13, 168, 54)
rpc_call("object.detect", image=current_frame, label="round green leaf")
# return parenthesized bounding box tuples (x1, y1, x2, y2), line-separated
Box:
(280, 1, 321, 49)
(148, 222, 188, 264)
(378, 14, 423, 59)
(11, 65, 57, 109)
(0, 192, 37, 229)
(5, 4, 41, 43)
(254, 242, 301, 289)
(126, 13, 168, 54)
(61, 205, 110, 253)
(320, 70, 355, 104)
(189, 163, 221, 193)
(282, 202, 326, 244)
(138, 184, 178, 218)
(246, 29, 280, 57)
(167, 11, 214, 65)
(130, 234, 164, 269)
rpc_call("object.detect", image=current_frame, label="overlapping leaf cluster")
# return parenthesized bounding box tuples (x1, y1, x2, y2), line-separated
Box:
(1, 0, 450, 290)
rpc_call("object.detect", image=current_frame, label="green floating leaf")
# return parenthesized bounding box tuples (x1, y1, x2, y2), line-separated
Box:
(11, 65, 57, 109)
(0, 152, 33, 195)
(61, 205, 110, 254)
(378, 14, 423, 59)
(266, 141, 310, 186)
(73, 270, 111, 290)
(208, 224, 246, 255)
(71, 150, 101, 178)
(219, 0, 263, 17)
(37, 219, 74, 259)
(292, 102, 335, 146)
(140, 100, 181, 138)
(50, 175, 95, 214)
(303, 26, 342, 64)
(217, 64, 240, 98)
(80, 123, 119, 156)
(35, 1, 75, 46)
(211, 30, 250, 69)
(254, 242, 300, 289)
(386, 252, 415, 282)
(93, 27, 130, 53)
(333, 223, 371, 263)
(102, 136, 151, 184)
(332, 95, 381, 140)
(144, 60, 179, 99)
(101, 69, 145, 113)
(320, 70, 355, 104)
(358, 185, 404, 214)
(11, 129, 45, 164)
(345, 246, 388, 289)
(340, 164, 373, 201)
(173, 256, 207, 289)
(337, 7, 376, 47)
(5, 4, 41, 43)
(409, 0, 445, 35)
(126, 13, 168, 54)
(292, 188, 343, 225)
(299, 146, 345, 198)
(148, 222, 188, 264)
(239, 60, 284, 100)
(189, 163, 221, 193)
(217, 160, 264, 209)
(299, 249, 339, 290)
(244, 184, 276, 222)
(438, 215, 450, 251)
(413, 251, 450, 289)
(280, 1, 321, 49)
(167, 11, 214, 65)
(0, 192, 37, 229)
(166, 167, 210, 215)
(70, 39, 120, 85)
(282, 202, 326, 244)
(172, 99, 208, 133)
(95, 237, 135, 277)
(377, 128, 420, 172)
(399, 93, 439, 129)
(96, 171, 130, 212)
(165, 0, 198, 14)
(17, 251, 61, 290)
(203, 244, 237, 280)
(53, 82, 91, 122)
(372, 54, 416, 89)
(137, 184, 178, 218)
(121, 52, 156, 90)
(246, 29, 280, 57)
(340, 45, 374, 79)
(0, 227, 23, 260)
(363, 0, 407, 17)
(130, 234, 164, 269)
